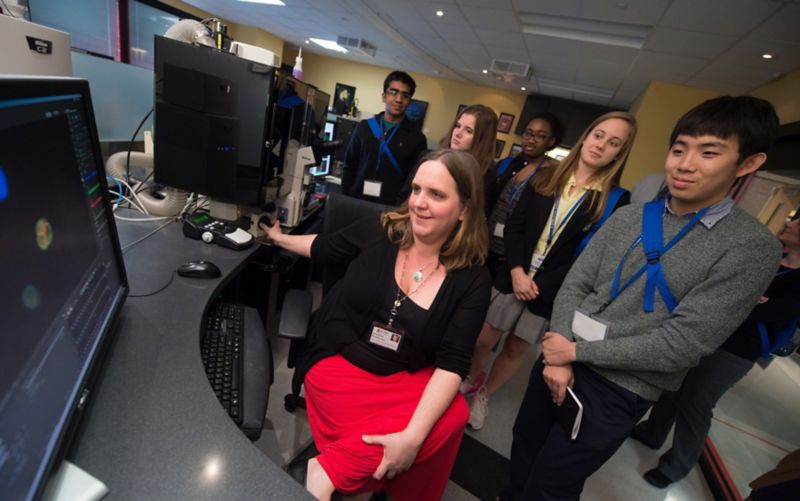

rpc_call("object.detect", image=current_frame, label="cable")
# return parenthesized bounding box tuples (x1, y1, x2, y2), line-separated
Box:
(125, 107, 154, 200)
(114, 214, 172, 222)
(121, 219, 175, 253)
(129, 271, 175, 298)
(107, 176, 124, 204)
(110, 191, 147, 214)
(111, 176, 149, 214)
(134, 170, 154, 194)
(0, 0, 21, 18)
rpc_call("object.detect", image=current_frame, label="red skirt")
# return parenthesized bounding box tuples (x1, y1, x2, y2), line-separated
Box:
(304, 354, 469, 500)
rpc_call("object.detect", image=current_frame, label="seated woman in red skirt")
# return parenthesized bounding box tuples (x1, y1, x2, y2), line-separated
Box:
(261, 149, 491, 500)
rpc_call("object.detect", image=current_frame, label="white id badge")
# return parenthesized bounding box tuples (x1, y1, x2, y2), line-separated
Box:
(493, 223, 505, 238)
(369, 322, 403, 351)
(363, 180, 382, 198)
(528, 252, 545, 278)
(571, 309, 609, 342)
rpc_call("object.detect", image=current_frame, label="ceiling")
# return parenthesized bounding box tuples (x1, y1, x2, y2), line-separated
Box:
(184, 0, 800, 109)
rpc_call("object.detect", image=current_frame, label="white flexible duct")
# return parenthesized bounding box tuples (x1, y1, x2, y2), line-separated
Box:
(164, 19, 215, 47)
(105, 151, 189, 217)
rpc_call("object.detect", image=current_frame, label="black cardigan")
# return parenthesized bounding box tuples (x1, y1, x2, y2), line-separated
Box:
(292, 216, 491, 392)
(495, 185, 630, 318)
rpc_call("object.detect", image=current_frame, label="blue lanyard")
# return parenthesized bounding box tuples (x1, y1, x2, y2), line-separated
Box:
(505, 157, 545, 207)
(366, 117, 402, 175)
(547, 192, 588, 249)
(604, 199, 708, 313)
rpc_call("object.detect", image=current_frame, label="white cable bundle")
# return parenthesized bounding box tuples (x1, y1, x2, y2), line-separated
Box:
(164, 19, 215, 47)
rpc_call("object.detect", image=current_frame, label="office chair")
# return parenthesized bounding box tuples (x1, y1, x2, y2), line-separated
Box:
(278, 192, 393, 412)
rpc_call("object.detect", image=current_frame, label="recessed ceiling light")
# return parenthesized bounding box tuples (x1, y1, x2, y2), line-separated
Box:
(521, 86, 526, 91)
(482, 69, 488, 74)
(436, 10, 444, 17)
(304, 39, 310, 44)
(309, 38, 348, 53)
(762, 53, 773, 59)
(237, 0, 286, 5)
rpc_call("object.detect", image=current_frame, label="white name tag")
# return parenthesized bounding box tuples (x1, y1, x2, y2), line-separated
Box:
(571, 309, 608, 342)
(363, 179, 382, 198)
(528, 252, 545, 279)
(493, 222, 505, 238)
(369, 322, 402, 351)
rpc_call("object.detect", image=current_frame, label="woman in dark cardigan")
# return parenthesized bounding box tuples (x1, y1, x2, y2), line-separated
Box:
(261, 149, 491, 500)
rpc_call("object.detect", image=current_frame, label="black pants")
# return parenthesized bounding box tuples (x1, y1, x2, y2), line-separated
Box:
(502, 357, 652, 501)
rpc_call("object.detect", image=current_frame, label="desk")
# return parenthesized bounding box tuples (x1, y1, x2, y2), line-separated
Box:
(70, 217, 310, 500)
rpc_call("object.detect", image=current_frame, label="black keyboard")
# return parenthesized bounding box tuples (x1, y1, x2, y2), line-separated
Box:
(202, 302, 244, 424)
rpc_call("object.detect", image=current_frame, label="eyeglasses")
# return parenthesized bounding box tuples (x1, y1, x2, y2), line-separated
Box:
(385, 88, 412, 100)
(522, 131, 551, 141)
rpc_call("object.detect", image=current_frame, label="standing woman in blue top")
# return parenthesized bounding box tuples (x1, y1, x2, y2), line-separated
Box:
(482, 113, 564, 280)
(465, 112, 637, 430)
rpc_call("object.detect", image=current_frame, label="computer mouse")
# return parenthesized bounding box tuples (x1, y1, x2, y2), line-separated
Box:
(258, 215, 273, 228)
(177, 260, 221, 279)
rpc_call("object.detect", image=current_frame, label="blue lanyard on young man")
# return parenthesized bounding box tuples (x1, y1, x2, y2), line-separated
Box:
(504, 157, 546, 207)
(366, 116, 402, 176)
(601, 198, 708, 314)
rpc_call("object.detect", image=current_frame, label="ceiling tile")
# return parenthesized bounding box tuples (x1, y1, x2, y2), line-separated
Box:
(578, 93, 612, 106)
(573, 41, 639, 65)
(644, 27, 736, 59)
(579, 0, 670, 25)
(460, 6, 519, 31)
(475, 29, 525, 47)
(716, 38, 800, 74)
(749, 4, 800, 44)
(528, 51, 579, 71)
(626, 51, 708, 82)
(532, 67, 575, 82)
(659, 0, 781, 36)
(512, 0, 581, 17)
(691, 60, 776, 90)
(434, 22, 480, 43)
(456, 0, 513, 8)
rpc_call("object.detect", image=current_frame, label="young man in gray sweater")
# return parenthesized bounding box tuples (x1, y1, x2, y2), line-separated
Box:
(501, 96, 783, 501)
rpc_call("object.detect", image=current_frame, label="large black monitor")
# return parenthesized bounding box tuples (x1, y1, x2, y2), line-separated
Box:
(0, 78, 129, 500)
(153, 36, 275, 206)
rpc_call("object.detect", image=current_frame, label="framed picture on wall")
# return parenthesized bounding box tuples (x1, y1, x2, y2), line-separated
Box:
(406, 99, 428, 132)
(457, 104, 468, 117)
(495, 139, 506, 158)
(333, 82, 356, 115)
(497, 112, 515, 134)
(510, 143, 523, 157)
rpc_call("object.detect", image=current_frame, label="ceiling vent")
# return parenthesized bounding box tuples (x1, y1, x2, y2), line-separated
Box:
(490, 58, 531, 84)
(336, 36, 376, 57)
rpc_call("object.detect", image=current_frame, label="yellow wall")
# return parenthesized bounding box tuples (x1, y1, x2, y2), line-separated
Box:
(750, 68, 800, 125)
(285, 48, 527, 157)
(621, 81, 721, 189)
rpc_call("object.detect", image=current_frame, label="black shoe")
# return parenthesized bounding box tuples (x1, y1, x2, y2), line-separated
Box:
(643, 468, 673, 489)
(630, 425, 662, 450)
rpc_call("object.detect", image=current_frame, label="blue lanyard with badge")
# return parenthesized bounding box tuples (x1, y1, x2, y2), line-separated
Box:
(362, 117, 402, 198)
(528, 192, 588, 278)
(493, 157, 546, 238)
(571, 198, 708, 342)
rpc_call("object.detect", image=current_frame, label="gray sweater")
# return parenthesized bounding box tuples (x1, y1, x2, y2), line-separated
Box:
(550, 203, 782, 401)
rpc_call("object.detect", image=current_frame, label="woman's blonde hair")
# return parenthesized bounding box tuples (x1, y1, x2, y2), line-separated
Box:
(382, 149, 489, 271)
(439, 105, 498, 176)
(532, 111, 637, 221)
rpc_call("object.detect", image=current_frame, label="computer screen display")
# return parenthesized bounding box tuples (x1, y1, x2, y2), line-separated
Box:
(153, 36, 275, 205)
(310, 120, 335, 177)
(0, 78, 129, 500)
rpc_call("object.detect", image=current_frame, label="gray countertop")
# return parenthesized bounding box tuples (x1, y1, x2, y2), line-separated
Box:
(70, 216, 310, 500)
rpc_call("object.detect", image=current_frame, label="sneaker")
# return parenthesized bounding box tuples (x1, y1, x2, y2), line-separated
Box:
(468, 387, 489, 430)
(459, 371, 486, 397)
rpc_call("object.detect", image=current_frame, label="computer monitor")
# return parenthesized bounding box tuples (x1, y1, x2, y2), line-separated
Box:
(310, 120, 336, 177)
(0, 77, 129, 500)
(153, 36, 275, 206)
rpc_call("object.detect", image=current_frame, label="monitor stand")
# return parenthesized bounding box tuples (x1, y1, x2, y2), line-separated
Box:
(43, 460, 108, 501)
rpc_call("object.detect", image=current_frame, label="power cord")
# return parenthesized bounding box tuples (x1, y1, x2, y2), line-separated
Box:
(129, 271, 175, 297)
